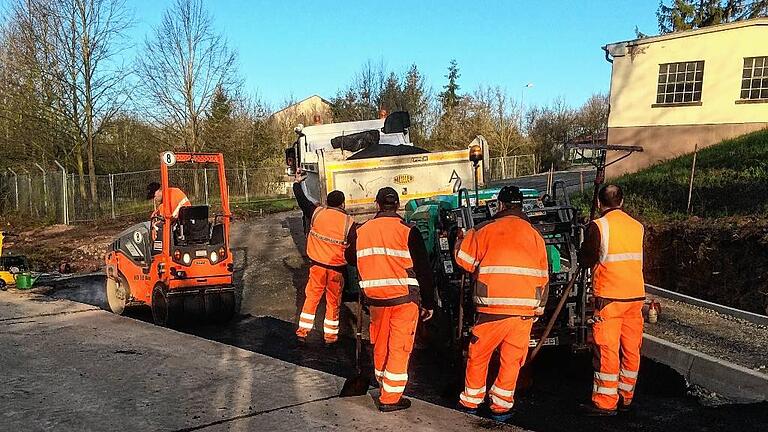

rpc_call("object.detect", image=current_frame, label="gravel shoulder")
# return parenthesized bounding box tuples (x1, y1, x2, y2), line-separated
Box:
(645, 294, 768, 374)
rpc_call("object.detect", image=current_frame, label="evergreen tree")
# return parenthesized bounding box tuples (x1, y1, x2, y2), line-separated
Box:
(402, 64, 431, 144)
(657, 0, 767, 33)
(378, 72, 403, 113)
(438, 59, 462, 111)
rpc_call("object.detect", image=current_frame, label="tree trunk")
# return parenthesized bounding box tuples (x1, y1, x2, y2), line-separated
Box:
(75, 142, 87, 200)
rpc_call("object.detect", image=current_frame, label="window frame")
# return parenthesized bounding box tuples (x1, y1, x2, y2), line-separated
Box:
(651, 60, 705, 108)
(736, 56, 768, 104)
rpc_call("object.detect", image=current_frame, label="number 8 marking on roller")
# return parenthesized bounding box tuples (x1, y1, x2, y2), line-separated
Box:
(162, 151, 176, 167)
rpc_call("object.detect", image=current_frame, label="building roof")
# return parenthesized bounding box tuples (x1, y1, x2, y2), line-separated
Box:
(272, 94, 331, 117)
(603, 17, 768, 55)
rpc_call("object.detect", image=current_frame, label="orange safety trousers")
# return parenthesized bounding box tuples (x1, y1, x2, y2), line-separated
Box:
(592, 300, 644, 410)
(459, 317, 533, 414)
(296, 265, 343, 342)
(369, 302, 419, 405)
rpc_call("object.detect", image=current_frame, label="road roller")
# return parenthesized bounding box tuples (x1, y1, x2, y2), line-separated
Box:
(104, 152, 236, 326)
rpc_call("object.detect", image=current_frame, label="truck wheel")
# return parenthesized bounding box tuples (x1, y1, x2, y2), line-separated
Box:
(152, 285, 181, 327)
(106, 276, 129, 315)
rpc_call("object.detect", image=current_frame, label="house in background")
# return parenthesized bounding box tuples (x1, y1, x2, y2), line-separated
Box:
(272, 95, 333, 126)
(602, 18, 768, 176)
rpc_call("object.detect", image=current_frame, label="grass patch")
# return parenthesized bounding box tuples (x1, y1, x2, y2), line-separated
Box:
(232, 197, 297, 215)
(572, 129, 768, 222)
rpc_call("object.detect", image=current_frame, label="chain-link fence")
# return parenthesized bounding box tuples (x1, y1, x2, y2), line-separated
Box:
(1, 165, 289, 224)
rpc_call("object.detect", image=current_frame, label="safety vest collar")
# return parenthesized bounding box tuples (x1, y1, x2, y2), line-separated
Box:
(493, 208, 529, 222)
(373, 211, 404, 220)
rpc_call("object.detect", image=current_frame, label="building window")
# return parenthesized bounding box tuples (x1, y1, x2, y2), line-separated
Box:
(655, 61, 704, 105)
(741, 57, 768, 100)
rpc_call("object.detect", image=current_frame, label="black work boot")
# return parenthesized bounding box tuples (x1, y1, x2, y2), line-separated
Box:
(617, 396, 633, 413)
(579, 403, 617, 417)
(379, 397, 412, 412)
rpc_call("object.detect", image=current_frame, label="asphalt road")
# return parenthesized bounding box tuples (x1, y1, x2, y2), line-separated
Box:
(490, 169, 597, 197)
(43, 208, 768, 432)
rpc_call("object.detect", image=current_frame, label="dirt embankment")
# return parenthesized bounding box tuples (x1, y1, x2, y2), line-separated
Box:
(645, 217, 768, 315)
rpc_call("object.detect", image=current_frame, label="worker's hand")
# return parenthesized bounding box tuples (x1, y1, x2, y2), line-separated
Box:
(294, 169, 306, 183)
(420, 308, 434, 322)
(534, 306, 545, 316)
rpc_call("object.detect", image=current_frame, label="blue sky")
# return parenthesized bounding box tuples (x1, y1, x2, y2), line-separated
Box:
(6, 0, 663, 110)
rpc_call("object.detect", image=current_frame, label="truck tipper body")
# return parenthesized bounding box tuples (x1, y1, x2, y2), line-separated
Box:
(285, 112, 489, 215)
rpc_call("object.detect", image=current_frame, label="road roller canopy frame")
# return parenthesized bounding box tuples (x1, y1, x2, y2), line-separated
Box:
(104, 152, 235, 326)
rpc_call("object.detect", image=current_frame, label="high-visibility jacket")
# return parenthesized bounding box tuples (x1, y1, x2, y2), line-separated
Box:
(152, 187, 190, 219)
(592, 209, 645, 300)
(356, 216, 419, 306)
(306, 206, 354, 267)
(455, 211, 549, 316)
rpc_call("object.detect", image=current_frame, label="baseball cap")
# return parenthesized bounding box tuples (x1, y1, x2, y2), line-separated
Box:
(498, 185, 523, 204)
(375, 187, 399, 205)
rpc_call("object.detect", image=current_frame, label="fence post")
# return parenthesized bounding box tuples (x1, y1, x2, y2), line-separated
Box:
(686, 143, 699, 214)
(8, 168, 18, 211)
(243, 162, 249, 202)
(109, 173, 115, 219)
(34, 163, 48, 214)
(513, 156, 518, 178)
(580, 170, 585, 195)
(22, 169, 33, 215)
(501, 156, 506, 179)
(54, 161, 68, 225)
(203, 168, 210, 206)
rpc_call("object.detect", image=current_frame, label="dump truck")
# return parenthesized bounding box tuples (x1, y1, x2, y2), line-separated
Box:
(285, 111, 490, 216)
(104, 152, 236, 326)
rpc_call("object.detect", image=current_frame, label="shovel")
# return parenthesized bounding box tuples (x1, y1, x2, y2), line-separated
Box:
(340, 290, 369, 397)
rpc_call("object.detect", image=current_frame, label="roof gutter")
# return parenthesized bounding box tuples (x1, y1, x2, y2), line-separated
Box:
(602, 45, 613, 64)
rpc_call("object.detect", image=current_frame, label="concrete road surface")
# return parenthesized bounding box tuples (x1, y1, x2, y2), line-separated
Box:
(0, 291, 523, 432)
(491, 169, 596, 196)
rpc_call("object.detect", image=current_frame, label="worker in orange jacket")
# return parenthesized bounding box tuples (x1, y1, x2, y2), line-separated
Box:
(454, 185, 549, 422)
(147, 182, 191, 243)
(293, 174, 356, 344)
(345, 187, 435, 412)
(578, 184, 645, 416)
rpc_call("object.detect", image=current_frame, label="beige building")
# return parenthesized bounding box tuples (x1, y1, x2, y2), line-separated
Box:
(272, 95, 333, 125)
(603, 18, 768, 175)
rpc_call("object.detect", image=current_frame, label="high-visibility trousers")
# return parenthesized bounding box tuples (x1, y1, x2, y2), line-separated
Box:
(459, 316, 533, 414)
(296, 265, 344, 342)
(592, 300, 644, 410)
(369, 302, 419, 405)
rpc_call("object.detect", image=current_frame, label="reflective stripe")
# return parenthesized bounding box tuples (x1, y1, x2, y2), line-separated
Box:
(300, 313, 315, 320)
(384, 371, 408, 381)
(323, 319, 339, 326)
(456, 250, 478, 267)
(464, 386, 486, 396)
(478, 266, 548, 278)
(357, 247, 412, 259)
(359, 278, 419, 288)
(594, 372, 619, 381)
(474, 296, 540, 307)
(604, 252, 643, 263)
(381, 382, 406, 394)
(323, 327, 339, 335)
(596, 217, 609, 263)
(618, 382, 635, 392)
(620, 369, 639, 379)
(490, 385, 514, 398)
(593, 385, 618, 395)
(298, 321, 313, 329)
(490, 394, 514, 409)
(172, 197, 190, 218)
(309, 230, 346, 245)
(375, 369, 385, 378)
(459, 393, 484, 405)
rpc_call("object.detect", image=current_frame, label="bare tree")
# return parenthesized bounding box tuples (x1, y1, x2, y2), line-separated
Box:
(9, 0, 132, 204)
(137, 0, 237, 156)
